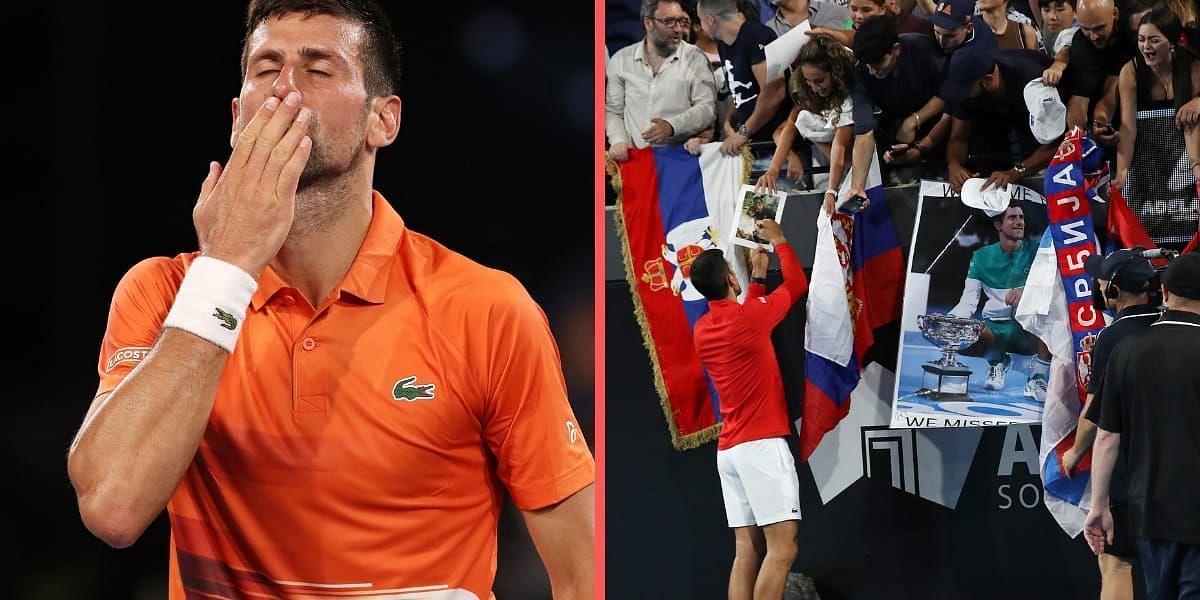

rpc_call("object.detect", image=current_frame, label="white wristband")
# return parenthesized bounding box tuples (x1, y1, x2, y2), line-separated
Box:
(824, 189, 837, 197)
(162, 256, 258, 353)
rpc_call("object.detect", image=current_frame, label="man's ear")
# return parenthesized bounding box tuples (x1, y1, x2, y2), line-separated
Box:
(366, 95, 402, 149)
(230, 97, 241, 149)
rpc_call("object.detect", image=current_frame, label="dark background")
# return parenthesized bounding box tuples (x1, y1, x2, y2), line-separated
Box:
(10, 2, 593, 598)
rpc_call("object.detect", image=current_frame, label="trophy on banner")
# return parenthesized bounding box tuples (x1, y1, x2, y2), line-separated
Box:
(915, 314, 985, 400)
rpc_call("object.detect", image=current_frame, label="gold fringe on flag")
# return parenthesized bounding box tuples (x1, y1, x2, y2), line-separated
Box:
(607, 144, 754, 450)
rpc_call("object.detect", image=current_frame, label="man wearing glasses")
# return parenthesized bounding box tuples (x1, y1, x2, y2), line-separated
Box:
(607, 0, 718, 161)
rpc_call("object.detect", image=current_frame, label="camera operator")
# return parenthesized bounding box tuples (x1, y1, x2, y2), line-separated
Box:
(1062, 248, 1161, 598)
(1085, 251, 1200, 600)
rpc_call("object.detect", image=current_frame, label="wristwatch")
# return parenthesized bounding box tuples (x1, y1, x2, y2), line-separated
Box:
(751, 276, 768, 285)
(736, 123, 750, 137)
(1012, 162, 1027, 175)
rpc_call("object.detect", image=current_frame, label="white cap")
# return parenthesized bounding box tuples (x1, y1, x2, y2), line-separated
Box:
(1024, 78, 1066, 144)
(960, 178, 1011, 216)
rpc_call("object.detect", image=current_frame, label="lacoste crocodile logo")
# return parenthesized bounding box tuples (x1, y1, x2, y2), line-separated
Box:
(212, 308, 237, 330)
(392, 376, 436, 402)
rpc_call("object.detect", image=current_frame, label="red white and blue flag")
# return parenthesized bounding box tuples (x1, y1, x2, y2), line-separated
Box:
(800, 151, 904, 459)
(1018, 128, 1107, 534)
(614, 145, 748, 449)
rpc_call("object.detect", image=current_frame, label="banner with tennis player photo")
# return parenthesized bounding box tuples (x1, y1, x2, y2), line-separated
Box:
(891, 180, 1053, 428)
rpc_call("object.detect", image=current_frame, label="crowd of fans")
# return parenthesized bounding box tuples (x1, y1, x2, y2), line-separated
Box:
(606, 0, 1200, 250)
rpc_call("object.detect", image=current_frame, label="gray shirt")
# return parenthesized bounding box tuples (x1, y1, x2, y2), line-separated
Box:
(605, 40, 718, 148)
(765, 0, 850, 36)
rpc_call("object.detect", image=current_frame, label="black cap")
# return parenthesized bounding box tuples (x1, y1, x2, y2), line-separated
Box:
(1083, 249, 1155, 291)
(940, 23, 999, 105)
(1163, 251, 1200, 300)
(924, 0, 975, 29)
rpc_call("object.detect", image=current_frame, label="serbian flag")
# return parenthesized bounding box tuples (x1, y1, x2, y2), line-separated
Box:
(1020, 128, 1108, 535)
(799, 150, 904, 459)
(613, 144, 748, 450)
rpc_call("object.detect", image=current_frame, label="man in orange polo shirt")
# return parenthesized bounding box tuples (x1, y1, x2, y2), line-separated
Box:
(65, 1, 595, 598)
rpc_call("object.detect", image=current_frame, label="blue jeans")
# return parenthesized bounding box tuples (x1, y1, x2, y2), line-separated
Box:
(1136, 538, 1200, 599)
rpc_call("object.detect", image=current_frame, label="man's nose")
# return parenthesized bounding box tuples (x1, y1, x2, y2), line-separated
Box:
(271, 66, 300, 99)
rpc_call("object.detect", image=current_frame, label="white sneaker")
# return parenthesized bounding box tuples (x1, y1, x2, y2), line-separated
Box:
(985, 355, 1011, 390)
(1025, 374, 1048, 399)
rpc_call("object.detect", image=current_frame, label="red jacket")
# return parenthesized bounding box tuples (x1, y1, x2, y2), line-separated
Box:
(693, 243, 808, 450)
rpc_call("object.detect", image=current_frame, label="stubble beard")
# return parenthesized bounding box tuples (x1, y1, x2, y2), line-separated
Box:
(289, 112, 368, 237)
(651, 29, 678, 56)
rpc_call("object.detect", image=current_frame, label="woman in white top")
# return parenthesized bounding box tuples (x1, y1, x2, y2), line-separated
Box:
(756, 34, 857, 214)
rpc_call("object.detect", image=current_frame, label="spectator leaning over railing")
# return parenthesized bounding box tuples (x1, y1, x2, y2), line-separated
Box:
(807, 0, 934, 47)
(943, 48, 1062, 193)
(1060, 0, 1143, 142)
(1115, 7, 1200, 251)
(846, 15, 951, 193)
(1037, 0, 1079, 85)
(756, 35, 859, 214)
(698, 0, 793, 155)
(606, 0, 719, 161)
(926, 0, 997, 54)
(686, 2, 732, 144)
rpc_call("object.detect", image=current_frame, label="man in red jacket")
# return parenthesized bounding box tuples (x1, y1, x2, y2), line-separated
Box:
(689, 219, 810, 600)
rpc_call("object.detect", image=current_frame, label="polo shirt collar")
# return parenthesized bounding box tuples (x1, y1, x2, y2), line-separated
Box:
(250, 190, 404, 310)
(708, 298, 739, 310)
(1116, 303, 1160, 319)
(1158, 310, 1200, 325)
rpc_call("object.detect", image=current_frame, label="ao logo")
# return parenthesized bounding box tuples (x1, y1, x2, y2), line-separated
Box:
(854, 424, 1041, 509)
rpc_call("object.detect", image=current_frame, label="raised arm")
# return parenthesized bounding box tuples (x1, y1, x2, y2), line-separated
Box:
(68, 91, 311, 548)
(757, 220, 808, 303)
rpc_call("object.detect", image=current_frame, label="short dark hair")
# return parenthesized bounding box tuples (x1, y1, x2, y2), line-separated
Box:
(992, 203, 1024, 226)
(241, 0, 402, 97)
(641, 0, 683, 19)
(690, 249, 731, 300)
(1163, 251, 1200, 300)
(697, 0, 739, 20)
(1036, 0, 1076, 10)
(853, 15, 900, 65)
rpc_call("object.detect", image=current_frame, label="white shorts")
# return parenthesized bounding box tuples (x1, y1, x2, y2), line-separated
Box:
(716, 437, 802, 527)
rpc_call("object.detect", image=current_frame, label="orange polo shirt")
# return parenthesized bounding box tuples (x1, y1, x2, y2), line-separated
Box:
(95, 192, 594, 599)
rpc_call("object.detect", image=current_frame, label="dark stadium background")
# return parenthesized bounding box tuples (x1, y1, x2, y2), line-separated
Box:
(10, 2, 594, 598)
